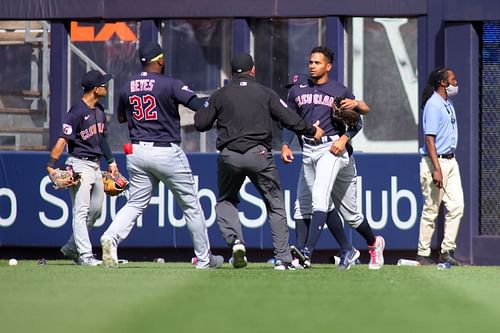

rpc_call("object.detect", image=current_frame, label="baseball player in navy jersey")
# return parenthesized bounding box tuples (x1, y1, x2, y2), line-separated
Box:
(47, 70, 120, 266)
(281, 46, 385, 270)
(99, 41, 223, 269)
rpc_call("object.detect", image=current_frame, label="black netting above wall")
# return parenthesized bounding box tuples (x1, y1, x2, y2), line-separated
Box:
(480, 21, 500, 235)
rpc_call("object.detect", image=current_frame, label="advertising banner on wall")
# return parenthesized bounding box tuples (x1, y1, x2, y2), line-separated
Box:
(0, 152, 422, 250)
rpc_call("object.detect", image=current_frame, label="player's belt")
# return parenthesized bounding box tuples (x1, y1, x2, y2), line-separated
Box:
(302, 136, 336, 146)
(132, 140, 176, 147)
(73, 155, 100, 162)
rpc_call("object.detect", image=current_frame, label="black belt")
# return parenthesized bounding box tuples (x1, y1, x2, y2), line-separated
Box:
(302, 136, 335, 146)
(132, 140, 176, 147)
(438, 153, 455, 159)
(73, 155, 100, 162)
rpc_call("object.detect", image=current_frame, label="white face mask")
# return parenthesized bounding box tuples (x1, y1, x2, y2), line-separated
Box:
(446, 84, 458, 96)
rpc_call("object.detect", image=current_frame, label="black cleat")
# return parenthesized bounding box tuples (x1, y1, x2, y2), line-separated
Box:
(231, 243, 248, 269)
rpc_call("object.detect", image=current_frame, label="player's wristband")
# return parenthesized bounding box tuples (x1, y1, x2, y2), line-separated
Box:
(47, 157, 57, 168)
(107, 157, 116, 165)
(281, 142, 290, 147)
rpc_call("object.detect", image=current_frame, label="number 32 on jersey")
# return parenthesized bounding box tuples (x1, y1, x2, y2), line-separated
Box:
(129, 94, 158, 121)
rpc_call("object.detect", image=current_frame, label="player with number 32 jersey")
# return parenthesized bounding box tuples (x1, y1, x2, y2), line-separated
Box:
(100, 41, 223, 269)
(117, 71, 195, 144)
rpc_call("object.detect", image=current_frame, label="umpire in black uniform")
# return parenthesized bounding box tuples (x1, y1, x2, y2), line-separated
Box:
(194, 53, 324, 270)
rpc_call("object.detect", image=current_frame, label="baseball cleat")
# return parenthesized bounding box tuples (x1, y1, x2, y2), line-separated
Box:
(290, 245, 311, 268)
(77, 255, 102, 266)
(329, 255, 361, 266)
(209, 254, 224, 269)
(368, 235, 385, 270)
(60, 244, 79, 264)
(100, 236, 118, 268)
(338, 247, 360, 270)
(274, 260, 296, 270)
(231, 243, 248, 269)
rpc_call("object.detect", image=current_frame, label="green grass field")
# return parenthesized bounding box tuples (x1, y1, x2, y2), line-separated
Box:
(1, 260, 499, 333)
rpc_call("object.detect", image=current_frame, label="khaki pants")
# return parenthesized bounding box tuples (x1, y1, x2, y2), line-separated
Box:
(417, 157, 464, 256)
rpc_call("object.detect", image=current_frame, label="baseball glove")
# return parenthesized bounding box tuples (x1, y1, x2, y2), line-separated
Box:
(102, 171, 129, 196)
(49, 168, 80, 189)
(331, 96, 360, 128)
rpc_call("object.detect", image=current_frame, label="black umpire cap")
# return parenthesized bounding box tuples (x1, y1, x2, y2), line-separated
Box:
(139, 41, 164, 63)
(285, 73, 309, 88)
(231, 53, 254, 73)
(81, 70, 112, 90)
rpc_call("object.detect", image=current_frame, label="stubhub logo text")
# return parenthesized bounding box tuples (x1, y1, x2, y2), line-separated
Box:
(0, 175, 419, 231)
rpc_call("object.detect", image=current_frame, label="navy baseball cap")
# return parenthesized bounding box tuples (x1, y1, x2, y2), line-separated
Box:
(81, 70, 113, 90)
(139, 41, 164, 63)
(231, 53, 254, 73)
(285, 73, 309, 88)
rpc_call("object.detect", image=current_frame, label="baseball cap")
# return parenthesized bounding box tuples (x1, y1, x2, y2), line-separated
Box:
(81, 70, 113, 90)
(139, 41, 164, 63)
(285, 73, 309, 88)
(231, 53, 254, 73)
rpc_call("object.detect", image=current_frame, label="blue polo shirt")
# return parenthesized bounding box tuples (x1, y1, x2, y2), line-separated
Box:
(419, 92, 458, 155)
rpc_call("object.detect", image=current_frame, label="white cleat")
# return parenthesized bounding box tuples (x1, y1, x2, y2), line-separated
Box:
(368, 236, 385, 270)
(101, 236, 118, 268)
(77, 255, 102, 266)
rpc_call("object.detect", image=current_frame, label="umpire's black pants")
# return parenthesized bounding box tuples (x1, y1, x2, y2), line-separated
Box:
(215, 145, 292, 263)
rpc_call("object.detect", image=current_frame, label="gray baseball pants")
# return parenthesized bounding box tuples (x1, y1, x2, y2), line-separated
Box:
(63, 157, 104, 258)
(101, 143, 211, 268)
(216, 145, 292, 263)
